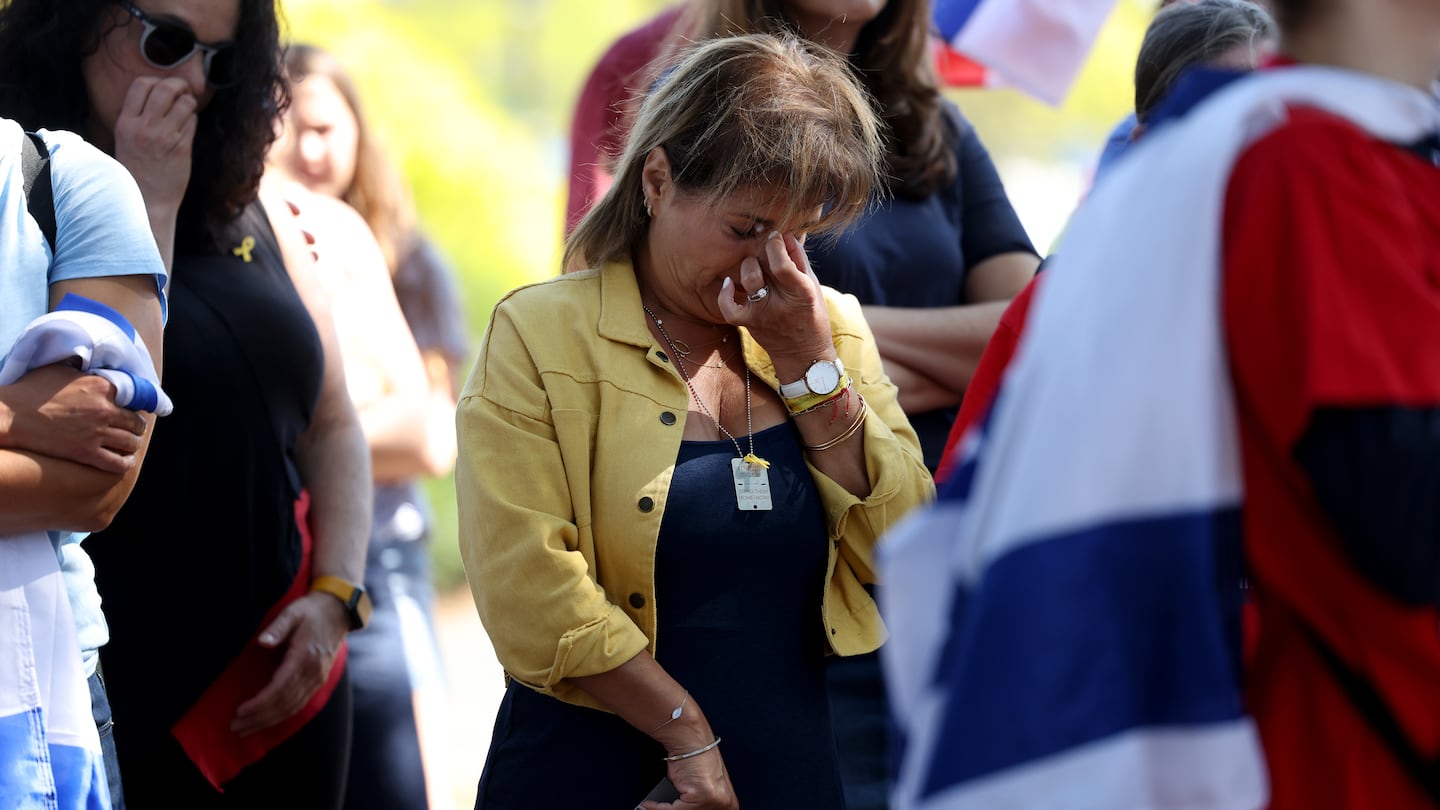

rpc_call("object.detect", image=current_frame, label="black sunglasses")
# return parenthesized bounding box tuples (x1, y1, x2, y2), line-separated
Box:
(117, 0, 237, 88)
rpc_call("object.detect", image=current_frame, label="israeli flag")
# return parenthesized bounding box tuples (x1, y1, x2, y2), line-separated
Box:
(879, 66, 1440, 810)
(933, 0, 1120, 105)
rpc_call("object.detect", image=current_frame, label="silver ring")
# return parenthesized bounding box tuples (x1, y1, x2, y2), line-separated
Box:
(747, 286, 769, 302)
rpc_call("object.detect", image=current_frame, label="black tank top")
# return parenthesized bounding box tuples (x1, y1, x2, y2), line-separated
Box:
(90, 202, 325, 726)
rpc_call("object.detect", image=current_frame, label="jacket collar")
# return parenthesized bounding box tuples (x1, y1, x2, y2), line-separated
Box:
(596, 259, 655, 349)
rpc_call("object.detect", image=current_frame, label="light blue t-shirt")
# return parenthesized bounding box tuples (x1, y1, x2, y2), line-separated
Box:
(1, 117, 168, 674)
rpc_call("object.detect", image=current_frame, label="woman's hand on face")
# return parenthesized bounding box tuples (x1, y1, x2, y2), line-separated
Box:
(717, 230, 832, 364)
(642, 749, 739, 810)
(112, 76, 197, 215)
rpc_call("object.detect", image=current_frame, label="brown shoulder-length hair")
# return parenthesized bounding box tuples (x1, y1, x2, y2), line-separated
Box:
(565, 33, 886, 271)
(670, 0, 954, 199)
(284, 43, 417, 275)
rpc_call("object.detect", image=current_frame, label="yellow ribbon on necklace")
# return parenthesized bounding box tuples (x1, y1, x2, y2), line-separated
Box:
(742, 453, 770, 469)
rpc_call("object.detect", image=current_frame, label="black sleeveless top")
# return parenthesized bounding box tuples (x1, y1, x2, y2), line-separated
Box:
(90, 202, 324, 735)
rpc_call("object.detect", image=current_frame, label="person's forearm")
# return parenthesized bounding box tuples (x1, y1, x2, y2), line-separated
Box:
(295, 417, 370, 585)
(884, 359, 965, 414)
(358, 389, 437, 483)
(0, 441, 147, 533)
(568, 651, 718, 754)
(791, 386, 872, 498)
(865, 302, 1009, 394)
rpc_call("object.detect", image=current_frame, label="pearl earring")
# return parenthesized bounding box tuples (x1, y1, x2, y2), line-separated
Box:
(644, 197, 653, 218)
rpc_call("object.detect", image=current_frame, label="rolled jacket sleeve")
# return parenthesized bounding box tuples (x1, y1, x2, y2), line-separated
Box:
(455, 299, 649, 698)
(804, 289, 936, 654)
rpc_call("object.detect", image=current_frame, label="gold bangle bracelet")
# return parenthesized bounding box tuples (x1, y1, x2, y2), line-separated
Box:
(801, 396, 868, 452)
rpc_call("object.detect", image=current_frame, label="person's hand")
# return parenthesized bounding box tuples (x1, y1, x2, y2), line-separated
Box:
(717, 230, 833, 365)
(642, 745, 738, 810)
(231, 591, 348, 735)
(112, 76, 198, 216)
(0, 363, 146, 473)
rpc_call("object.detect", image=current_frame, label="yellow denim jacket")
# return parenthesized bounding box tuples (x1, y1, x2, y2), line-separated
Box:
(456, 260, 934, 710)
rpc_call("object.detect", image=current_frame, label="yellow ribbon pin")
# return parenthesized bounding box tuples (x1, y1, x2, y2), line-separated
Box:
(742, 453, 771, 470)
(232, 235, 256, 263)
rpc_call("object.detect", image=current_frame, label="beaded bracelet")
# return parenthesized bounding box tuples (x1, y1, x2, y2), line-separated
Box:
(801, 396, 868, 452)
(662, 736, 722, 762)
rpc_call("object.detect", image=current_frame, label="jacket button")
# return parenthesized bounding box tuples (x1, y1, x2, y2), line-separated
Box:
(660, 412, 676, 426)
(638, 497, 655, 513)
(656, 351, 669, 363)
(629, 592, 646, 609)
(831, 628, 838, 635)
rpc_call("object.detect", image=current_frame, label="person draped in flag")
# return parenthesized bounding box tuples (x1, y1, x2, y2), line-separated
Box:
(0, 115, 167, 810)
(936, 0, 1276, 483)
(882, 0, 1440, 807)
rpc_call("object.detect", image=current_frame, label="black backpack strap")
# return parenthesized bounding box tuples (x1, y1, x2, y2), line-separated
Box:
(1303, 623, 1440, 802)
(19, 131, 56, 254)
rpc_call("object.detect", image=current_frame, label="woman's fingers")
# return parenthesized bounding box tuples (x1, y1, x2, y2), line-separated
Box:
(738, 254, 767, 299)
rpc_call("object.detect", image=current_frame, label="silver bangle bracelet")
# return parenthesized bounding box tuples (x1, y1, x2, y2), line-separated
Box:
(662, 736, 722, 762)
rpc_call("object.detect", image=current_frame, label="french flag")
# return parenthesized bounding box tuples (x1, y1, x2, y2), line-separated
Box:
(877, 65, 1435, 810)
(933, 0, 1120, 104)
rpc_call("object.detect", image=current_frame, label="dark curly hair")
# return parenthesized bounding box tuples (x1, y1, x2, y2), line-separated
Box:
(0, 0, 288, 253)
(679, 0, 956, 200)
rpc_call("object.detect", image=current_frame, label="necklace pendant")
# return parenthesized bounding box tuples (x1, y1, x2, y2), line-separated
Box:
(731, 457, 773, 511)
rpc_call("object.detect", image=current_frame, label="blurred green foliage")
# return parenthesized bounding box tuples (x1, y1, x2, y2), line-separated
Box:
(281, 0, 1159, 591)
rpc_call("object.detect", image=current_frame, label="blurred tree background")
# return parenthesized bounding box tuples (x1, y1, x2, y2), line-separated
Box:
(279, 0, 1160, 592)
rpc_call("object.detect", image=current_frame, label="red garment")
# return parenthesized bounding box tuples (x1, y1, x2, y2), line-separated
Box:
(1224, 107, 1440, 810)
(935, 276, 1039, 482)
(170, 492, 349, 791)
(565, 4, 685, 234)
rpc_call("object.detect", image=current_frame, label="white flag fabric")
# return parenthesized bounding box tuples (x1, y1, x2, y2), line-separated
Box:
(880, 66, 1440, 810)
(0, 293, 171, 810)
(933, 0, 1120, 105)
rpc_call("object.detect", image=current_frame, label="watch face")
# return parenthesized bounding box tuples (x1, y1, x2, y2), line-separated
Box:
(806, 361, 841, 395)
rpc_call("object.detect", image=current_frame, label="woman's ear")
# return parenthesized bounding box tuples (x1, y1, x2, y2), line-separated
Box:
(641, 147, 674, 208)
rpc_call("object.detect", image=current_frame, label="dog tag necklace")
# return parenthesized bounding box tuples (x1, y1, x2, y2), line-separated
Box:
(644, 304, 772, 511)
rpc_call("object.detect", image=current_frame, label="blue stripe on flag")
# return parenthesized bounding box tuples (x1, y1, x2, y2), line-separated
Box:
(48, 741, 110, 810)
(932, 0, 986, 43)
(0, 710, 110, 810)
(920, 506, 1247, 798)
(54, 294, 136, 341)
(122, 370, 159, 413)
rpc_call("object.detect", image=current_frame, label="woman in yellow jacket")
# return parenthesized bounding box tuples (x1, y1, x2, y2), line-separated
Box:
(457, 34, 934, 810)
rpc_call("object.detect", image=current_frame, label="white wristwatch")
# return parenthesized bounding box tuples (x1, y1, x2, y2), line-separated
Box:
(779, 359, 845, 399)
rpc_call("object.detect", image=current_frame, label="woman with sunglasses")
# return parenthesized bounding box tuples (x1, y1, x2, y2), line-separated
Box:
(0, 1, 371, 808)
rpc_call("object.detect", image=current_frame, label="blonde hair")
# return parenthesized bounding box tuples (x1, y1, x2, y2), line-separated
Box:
(565, 33, 885, 271)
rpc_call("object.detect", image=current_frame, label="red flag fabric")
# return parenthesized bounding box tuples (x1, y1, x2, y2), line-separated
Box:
(170, 491, 349, 791)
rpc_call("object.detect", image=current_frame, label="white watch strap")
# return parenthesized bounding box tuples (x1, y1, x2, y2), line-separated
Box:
(779, 359, 844, 399)
(779, 377, 810, 399)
